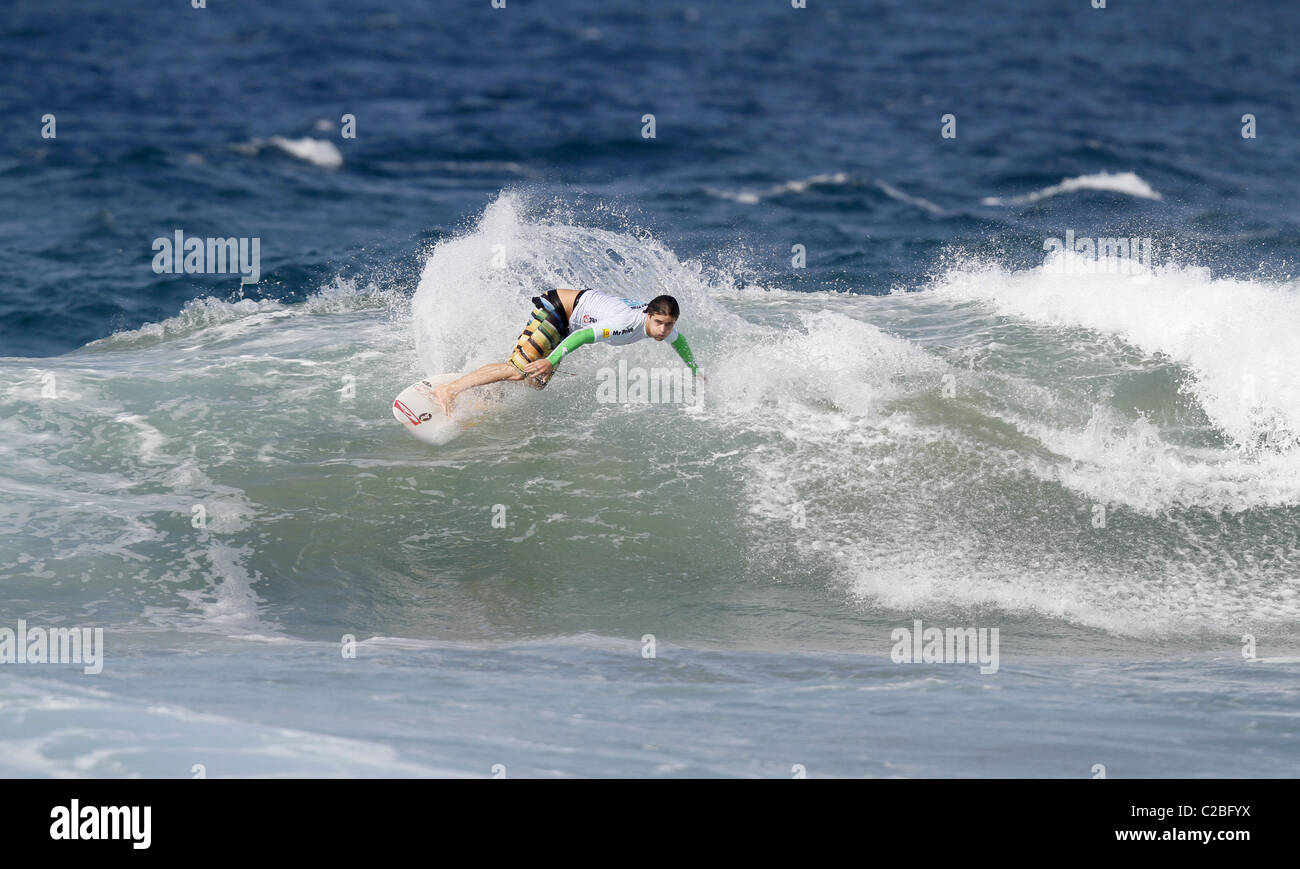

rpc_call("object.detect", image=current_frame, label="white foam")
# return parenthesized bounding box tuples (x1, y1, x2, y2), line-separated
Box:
(875, 180, 946, 215)
(710, 307, 943, 425)
(932, 256, 1300, 455)
(90, 277, 396, 349)
(1016, 405, 1300, 514)
(707, 172, 851, 205)
(114, 413, 167, 463)
(268, 136, 343, 169)
(843, 550, 1300, 638)
(983, 171, 1162, 206)
(409, 190, 745, 379)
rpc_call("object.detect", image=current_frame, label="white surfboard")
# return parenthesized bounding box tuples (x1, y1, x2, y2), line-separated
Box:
(392, 374, 489, 444)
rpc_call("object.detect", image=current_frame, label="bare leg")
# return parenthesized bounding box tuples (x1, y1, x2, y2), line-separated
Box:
(432, 362, 524, 415)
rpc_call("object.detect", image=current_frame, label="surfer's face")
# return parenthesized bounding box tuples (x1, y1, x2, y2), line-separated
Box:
(646, 313, 677, 340)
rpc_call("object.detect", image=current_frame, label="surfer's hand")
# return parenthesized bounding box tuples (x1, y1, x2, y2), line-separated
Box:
(524, 358, 554, 379)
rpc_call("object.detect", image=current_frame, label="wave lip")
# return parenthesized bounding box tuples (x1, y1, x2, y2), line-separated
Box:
(934, 257, 1300, 456)
(983, 171, 1162, 206)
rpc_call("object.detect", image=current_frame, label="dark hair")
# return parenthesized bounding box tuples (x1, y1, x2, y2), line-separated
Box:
(645, 295, 680, 318)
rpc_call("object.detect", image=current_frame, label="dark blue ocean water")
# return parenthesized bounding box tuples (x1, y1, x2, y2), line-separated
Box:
(4, 0, 1298, 357)
(3, 1, 1300, 778)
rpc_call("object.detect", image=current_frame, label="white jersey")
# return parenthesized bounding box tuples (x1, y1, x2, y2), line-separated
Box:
(570, 290, 679, 346)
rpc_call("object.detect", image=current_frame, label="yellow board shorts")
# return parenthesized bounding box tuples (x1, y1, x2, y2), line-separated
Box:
(507, 289, 573, 388)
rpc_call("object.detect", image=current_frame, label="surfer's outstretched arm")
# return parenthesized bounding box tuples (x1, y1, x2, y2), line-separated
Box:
(547, 327, 596, 366)
(670, 333, 699, 375)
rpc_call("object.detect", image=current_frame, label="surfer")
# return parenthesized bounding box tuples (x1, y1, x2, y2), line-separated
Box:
(431, 288, 700, 415)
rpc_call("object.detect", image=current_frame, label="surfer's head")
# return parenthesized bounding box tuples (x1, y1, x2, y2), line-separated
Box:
(644, 295, 679, 340)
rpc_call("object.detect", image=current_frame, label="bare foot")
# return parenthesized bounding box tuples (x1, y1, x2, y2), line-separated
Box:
(432, 384, 455, 416)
